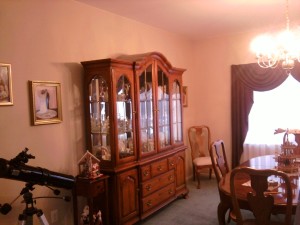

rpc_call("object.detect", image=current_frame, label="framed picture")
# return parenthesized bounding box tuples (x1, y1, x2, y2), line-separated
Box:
(182, 86, 188, 107)
(0, 63, 13, 105)
(29, 81, 62, 125)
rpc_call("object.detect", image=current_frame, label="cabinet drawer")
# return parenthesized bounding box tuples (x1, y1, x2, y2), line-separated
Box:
(90, 180, 105, 196)
(76, 179, 105, 198)
(151, 159, 168, 177)
(142, 183, 175, 213)
(141, 170, 175, 197)
(141, 165, 151, 181)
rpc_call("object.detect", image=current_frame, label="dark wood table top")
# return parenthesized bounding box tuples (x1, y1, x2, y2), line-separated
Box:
(219, 155, 300, 207)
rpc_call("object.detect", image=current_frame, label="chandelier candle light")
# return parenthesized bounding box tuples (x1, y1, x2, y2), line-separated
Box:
(250, 0, 300, 72)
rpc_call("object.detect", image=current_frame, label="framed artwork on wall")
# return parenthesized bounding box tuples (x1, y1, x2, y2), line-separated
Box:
(29, 80, 63, 125)
(0, 63, 13, 106)
(182, 86, 188, 107)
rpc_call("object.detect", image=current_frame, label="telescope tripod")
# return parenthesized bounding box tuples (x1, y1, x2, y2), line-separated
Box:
(17, 184, 49, 225)
(0, 180, 70, 224)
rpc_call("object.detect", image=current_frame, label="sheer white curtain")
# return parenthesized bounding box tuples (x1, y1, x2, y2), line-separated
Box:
(241, 75, 300, 163)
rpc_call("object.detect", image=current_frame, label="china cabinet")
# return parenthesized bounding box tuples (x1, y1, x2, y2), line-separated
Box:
(81, 52, 188, 225)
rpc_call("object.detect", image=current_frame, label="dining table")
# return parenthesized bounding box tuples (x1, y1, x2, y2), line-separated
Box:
(217, 154, 300, 225)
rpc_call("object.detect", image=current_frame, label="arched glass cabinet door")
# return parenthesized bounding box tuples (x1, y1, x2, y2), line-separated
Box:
(172, 80, 183, 143)
(116, 75, 134, 159)
(89, 76, 111, 161)
(157, 66, 170, 149)
(139, 65, 155, 155)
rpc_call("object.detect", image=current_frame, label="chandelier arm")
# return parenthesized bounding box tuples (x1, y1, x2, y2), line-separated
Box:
(257, 58, 278, 69)
(286, 0, 289, 31)
(270, 61, 279, 69)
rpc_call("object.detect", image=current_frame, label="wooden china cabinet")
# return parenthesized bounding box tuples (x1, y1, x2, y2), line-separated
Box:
(81, 52, 188, 225)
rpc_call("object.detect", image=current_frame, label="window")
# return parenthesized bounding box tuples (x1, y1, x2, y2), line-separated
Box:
(245, 75, 300, 145)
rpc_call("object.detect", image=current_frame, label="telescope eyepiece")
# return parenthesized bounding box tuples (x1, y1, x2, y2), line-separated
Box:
(10, 148, 35, 166)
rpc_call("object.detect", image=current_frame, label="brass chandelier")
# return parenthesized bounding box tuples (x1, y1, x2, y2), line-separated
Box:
(250, 0, 300, 72)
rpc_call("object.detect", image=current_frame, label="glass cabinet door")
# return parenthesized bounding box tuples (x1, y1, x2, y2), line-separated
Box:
(157, 66, 170, 149)
(172, 80, 182, 143)
(89, 76, 111, 161)
(139, 65, 155, 155)
(116, 75, 134, 159)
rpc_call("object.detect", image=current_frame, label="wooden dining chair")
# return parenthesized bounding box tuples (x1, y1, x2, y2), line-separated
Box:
(209, 139, 229, 183)
(230, 167, 293, 225)
(210, 139, 236, 223)
(188, 125, 213, 189)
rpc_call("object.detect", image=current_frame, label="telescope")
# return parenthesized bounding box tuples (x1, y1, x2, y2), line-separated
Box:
(0, 148, 75, 189)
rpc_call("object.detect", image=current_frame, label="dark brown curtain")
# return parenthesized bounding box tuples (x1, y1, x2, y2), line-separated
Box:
(231, 62, 300, 168)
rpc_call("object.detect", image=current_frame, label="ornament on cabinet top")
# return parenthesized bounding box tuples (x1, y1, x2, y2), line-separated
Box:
(77, 150, 102, 179)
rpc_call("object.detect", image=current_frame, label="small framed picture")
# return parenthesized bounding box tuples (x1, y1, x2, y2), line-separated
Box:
(0, 63, 13, 106)
(182, 86, 188, 107)
(29, 80, 62, 125)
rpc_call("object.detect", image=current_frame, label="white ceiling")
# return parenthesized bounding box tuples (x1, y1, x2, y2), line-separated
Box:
(75, 0, 300, 40)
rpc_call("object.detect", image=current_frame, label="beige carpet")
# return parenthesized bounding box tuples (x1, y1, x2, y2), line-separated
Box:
(136, 176, 290, 225)
(136, 175, 222, 225)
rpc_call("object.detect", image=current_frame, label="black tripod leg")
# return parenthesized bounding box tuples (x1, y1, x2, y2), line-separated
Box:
(19, 213, 34, 225)
(37, 209, 49, 225)
(18, 214, 27, 225)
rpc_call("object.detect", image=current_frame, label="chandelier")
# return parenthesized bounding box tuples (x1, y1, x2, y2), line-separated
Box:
(250, 0, 300, 72)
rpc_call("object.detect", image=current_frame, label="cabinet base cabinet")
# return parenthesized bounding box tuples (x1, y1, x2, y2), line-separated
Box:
(100, 150, 188, 225)
(73, 161, 187, 225)
(138, 149, 188, 222)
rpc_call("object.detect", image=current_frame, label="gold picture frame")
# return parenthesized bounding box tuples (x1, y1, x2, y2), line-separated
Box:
(0, 63, 13, 106)
(29, 80, 62, 125)
(182, 86, 188, 107)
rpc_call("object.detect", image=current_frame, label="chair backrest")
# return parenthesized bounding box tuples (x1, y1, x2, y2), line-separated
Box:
(209, 139, 229, 183)
(230, 167, 293, 225)
(188, 126, 211, 160)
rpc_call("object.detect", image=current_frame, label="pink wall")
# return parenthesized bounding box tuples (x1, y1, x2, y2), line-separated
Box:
(191, 32, 258, 167)
(0, 1, 193, 224)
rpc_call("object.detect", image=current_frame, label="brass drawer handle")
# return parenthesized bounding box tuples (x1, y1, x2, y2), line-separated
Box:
(146, 185, 152, 191)
(147, 200, 152, 207)
(143, 170, 149, 176)
(169, 190, 173, 194)
(157, 166, 162, 171)
(168, 175, 174, 180)
(170, 162, 175, 167)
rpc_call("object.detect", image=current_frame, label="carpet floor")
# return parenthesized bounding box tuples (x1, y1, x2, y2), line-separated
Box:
(136, 175, 224, 225)
(136, 175, 290, 225)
